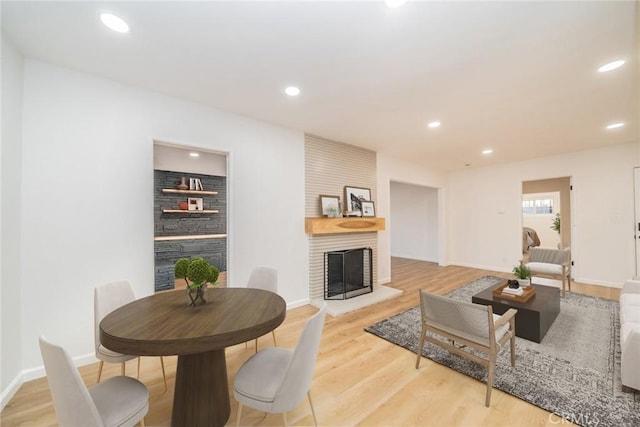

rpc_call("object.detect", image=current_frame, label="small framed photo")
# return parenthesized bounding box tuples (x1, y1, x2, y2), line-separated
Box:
(319, 195, 341, 217)
(188, 197, 203, 211)
(361, 201, 375, 217)
(344, 186, 372, 213)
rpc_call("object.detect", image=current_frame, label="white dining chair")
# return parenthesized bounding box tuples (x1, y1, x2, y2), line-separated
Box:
(234, 304, 326, 426)
(246, 267, 279, 352)
(95, 281, 167, 390)
(39, 336, 149, 427)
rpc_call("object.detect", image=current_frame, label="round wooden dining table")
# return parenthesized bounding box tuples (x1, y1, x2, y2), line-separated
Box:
(100, 287, 286, 427)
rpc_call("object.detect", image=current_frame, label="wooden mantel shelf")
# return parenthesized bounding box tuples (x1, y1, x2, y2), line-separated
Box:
(305, 217, 385, 235)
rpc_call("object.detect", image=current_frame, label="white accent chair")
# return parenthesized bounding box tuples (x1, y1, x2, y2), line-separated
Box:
(620, 279, 640, 391)
(234, 304, 326, 426)
(94, 281, 167, 390)
(246, 267, 279, 352)
(416, 290, 517, 407)
(39, 336, 149, 427)
(524, 247, 572, 297)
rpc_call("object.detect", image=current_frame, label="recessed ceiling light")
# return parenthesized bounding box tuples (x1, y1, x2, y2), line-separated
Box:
(189, 152, 200, 157)
(606, 122, 624, 130)
(598, 60, 625, 73)
(427, 121, 441, 128)
(284, 86, 300, 97)
(385, 0, 408, 8)
(482, 149, 493, 155)
(100, 13, 129, 34)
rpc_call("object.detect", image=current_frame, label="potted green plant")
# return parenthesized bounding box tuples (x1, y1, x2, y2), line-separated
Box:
(174, 257, 220, 306)
(512, 262, 532, 287)
(551, 213, 561, 234)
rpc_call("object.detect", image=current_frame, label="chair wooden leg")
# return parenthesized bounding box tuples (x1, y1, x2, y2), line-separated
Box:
(121, 361, 126, 376)
(160, 356, 167, 392)
(281, 412, 288, 427)
(415, 325, 426, 369)
(97, 361, 104, 383)
(236, 403, 243, 427)
(137, 357, 141, 379)
(272, 330, 277, 346)
(486, 355, 496, 407)
(308, 391, 318, 427)
(510, 332, 516, 367)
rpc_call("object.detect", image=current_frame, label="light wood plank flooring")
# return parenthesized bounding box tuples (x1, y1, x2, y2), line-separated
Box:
(1, 258, 620, 426)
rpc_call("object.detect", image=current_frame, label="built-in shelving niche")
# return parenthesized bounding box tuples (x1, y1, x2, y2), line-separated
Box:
(154, 169, 227, 291)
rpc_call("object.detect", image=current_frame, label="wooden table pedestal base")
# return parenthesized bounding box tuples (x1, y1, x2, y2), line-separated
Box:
(172, 349, 230, 427)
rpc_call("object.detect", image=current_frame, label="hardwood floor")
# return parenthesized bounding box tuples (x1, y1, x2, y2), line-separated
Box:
(1, 258, 620, 426)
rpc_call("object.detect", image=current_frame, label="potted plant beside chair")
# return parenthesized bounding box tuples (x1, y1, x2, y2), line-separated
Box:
(513, 262, 532, 287)
(174, 257, 219, 307)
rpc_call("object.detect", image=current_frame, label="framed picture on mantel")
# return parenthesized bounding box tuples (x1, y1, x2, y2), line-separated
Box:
(319, 195, 341, 217)
(361, 201, 375, 217)
(344, 186, 371, 213)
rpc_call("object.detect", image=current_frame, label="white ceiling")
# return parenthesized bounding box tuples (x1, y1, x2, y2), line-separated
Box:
(2, 0, 638, 172)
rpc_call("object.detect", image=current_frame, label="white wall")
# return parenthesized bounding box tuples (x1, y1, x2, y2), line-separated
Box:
(1, 34, 24, 406)
(377, 154, 447, 283)
(449, 142, 638, 287)
(18, 60, 308, 376)
(390, 182, 439, 262)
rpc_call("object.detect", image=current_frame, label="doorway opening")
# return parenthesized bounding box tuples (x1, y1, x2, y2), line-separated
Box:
(153, 142, 228, 292)
(521, 177, 571, 259)
(389, 181, 440, 263)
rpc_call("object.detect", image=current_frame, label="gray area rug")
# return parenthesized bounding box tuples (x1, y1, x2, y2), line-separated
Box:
(365, 276, 640, 427)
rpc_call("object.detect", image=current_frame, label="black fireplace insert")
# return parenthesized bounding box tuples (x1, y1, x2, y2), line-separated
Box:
(324, 247, 373, 300)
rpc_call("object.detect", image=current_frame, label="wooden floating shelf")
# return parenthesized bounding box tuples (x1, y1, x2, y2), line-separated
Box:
(162, 189, 218, 195)
(162, 209, 219, 214)
(154, 234, 227, 241)
(305, 217, 385, 235)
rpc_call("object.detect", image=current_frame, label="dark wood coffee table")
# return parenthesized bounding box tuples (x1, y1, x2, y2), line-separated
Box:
(472, 282, 560, 343)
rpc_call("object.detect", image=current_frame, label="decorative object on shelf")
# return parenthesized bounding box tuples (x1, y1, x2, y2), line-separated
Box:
(189, 178, 204, 191)
(188, 197, 204, 211)
(361, 200, 375, 217)
(344, 186, 371, 214)
(174, 257, 220, 307)
(513, 262, 532, 287)
(319, 194, 341, 217)
(179, 201, 188, 210)
(177, 177, 189, 190)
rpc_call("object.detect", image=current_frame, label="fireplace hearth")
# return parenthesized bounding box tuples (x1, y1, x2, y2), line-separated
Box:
(324, 247, 373, 300)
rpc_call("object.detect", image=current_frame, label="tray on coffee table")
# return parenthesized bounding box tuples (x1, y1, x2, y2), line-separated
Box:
(492, 282, 536, 303)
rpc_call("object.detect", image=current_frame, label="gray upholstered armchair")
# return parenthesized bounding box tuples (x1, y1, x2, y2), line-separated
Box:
(524, 247, 571, 297)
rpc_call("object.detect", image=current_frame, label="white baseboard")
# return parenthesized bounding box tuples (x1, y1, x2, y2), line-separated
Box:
(1, 351, 97, 411)
(378, 276, 391, 285)
(573, 277, 623, 289)
(391, 253, 439, 263)
(1, 372, 23, 410)
(286, 298, 310, 310)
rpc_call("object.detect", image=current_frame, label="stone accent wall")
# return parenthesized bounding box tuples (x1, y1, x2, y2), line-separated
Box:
(154, 170, 226, 236)
(154, 170, 227, 291)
